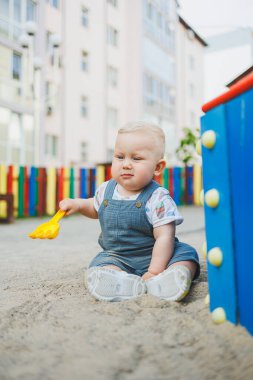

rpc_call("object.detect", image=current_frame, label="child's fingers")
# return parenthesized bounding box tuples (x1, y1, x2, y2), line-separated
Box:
(59, 198, 71, 211)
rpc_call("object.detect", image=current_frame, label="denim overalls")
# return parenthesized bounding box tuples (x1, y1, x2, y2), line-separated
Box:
(89, 179, 200, 279)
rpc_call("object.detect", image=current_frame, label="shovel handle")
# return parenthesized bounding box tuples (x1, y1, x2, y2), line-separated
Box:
(50, 209, 66, 223)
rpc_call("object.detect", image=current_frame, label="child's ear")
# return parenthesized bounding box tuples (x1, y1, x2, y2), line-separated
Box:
(154, 159, 166, 176)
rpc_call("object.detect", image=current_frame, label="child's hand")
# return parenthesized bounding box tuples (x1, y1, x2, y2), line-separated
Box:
(142, 271, 156, 281)
(59, 198, 80, 216)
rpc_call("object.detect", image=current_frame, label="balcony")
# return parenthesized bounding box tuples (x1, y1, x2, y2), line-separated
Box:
(0, 77, 33, 110)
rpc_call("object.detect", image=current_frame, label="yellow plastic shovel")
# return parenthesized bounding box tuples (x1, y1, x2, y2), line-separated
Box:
(28, 209, 66, 239)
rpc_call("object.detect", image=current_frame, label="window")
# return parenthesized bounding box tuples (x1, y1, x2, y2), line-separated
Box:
(158, 82, 163, 100)
(189, 55, 195, 70)
(81, 7, 89, 27)
(0, 0, 9, 36)
(14, 0, 21, 22)
(165, 22, 171, 36)
(107, 0, 118, 7)
(81, 96, 88, 117)
(10, 112, 21, 163)
(52, 0, 59, 8)
(107, 107, 118, 129)
(81, 51, 88, 72)
(107, 65, 118, 87)
(12, 52, 21, 80)
(26, 0, 37, 21)
(80, 141, 87, 162)
(145, 74, 154, 95)
(45, 82, 55, 115)
(0, 0, 8, 16)
(157, 11, 162, 28)
(147, 1, 153, 20)
(107, 26, 118, 47)
(45, 134, 58, 157)
(47, 0, 59, 8)
(0, 107, 9, 163)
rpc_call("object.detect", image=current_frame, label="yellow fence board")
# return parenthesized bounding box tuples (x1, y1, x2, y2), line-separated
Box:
(46, 167, 56, 215)
(0, 165, 7, 217)
(193, 164, 202, 205)
(96, 165, 105, 187)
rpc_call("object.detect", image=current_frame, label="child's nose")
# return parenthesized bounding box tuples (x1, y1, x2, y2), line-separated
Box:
(122, 158, 132, 168)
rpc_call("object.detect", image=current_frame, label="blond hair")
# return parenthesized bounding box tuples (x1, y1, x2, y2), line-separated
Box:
(118, 121, 165, 159)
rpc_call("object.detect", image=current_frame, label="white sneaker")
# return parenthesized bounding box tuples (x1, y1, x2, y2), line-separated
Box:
(85, 267, 146, 301)
(146, 266, 192, 301)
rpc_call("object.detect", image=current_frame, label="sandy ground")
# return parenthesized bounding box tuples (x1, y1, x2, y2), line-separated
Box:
(1, 206, 253, 380)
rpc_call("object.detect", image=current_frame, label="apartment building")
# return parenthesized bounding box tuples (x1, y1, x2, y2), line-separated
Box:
(0, 0, 205, 167)
(0, 0, 39, 166)
(0, 0, 62, 166)
(63, 0, 179, 166)
(176, 16, 207, 140)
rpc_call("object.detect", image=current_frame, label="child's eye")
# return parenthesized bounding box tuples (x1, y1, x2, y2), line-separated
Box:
(115, 155, 124, 160)
(133, 157, 143, 161)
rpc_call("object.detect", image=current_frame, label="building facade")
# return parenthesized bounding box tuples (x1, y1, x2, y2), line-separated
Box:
(176, 16, 207, 141)
(0, 0, 205, 167)
(0, 0, 40, 166)
(62, 0, 179, 166)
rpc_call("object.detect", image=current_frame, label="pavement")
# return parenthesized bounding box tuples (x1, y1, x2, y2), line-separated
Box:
(0, 205, 206, 288)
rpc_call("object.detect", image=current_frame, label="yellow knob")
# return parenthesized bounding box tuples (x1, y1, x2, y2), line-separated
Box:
(211, 307, 226, 324)
(200, 189, 204, 206)
(202, 130, 216, 149)
(208, 247, 223, 267)
(196, 139, 202, 155)
(202, 241, 207, 259)
(205, 294, 210, 306)
(205, 189, 219, 208)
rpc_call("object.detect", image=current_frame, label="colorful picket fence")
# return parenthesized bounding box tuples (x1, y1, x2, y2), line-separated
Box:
(0, 164, 202, 219)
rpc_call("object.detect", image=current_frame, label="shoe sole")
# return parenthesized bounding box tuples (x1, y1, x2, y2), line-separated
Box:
(146, 266, 191, 301)
(85, 267, 146, 301)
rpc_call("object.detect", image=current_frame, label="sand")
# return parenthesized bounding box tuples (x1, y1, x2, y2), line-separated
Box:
(1, 207, 253, 380)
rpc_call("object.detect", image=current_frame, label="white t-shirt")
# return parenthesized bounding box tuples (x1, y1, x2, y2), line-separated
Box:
(94, 181, 183, 228)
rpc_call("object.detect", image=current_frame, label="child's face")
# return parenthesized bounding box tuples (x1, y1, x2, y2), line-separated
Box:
(111, 132, 165, 194)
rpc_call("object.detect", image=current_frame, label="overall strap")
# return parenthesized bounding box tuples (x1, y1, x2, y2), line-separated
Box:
(137, 180, 160, 203)
(104, 179, 117, 200)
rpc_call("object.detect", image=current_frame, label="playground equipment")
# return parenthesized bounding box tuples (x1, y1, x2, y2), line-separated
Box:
(201, 72, 253, 335)
(29, 209, 66, 239)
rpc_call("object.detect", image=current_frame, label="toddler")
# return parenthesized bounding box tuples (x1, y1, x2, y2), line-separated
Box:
(60, 122, 200, 302)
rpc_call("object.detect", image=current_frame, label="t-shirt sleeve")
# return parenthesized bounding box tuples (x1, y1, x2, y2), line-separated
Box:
(145, 187, 184, 228)
(93, 181, 109, 212)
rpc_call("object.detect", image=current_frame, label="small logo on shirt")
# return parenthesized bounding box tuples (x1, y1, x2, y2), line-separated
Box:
(156, 201, 165, 219)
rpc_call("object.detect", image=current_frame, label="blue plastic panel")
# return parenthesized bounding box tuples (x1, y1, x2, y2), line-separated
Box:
(201, 105, 237, 324)
(29, 166, 37, 216)
(226, 89, 253, 335)
(173, 167, 180, 205)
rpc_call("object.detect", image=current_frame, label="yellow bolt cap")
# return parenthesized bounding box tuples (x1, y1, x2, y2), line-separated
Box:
(208, 247, 223, 267)
(202, 130, 216, 149)
(212, 307, 226, 324)
(205, 189, 220, 208)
